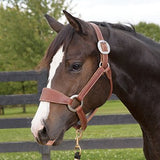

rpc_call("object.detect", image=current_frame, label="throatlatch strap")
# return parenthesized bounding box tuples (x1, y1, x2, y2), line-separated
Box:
(105, 67, 113, 99)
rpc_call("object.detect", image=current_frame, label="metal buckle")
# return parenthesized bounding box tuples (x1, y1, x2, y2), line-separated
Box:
(67, 95, 83, 112)
(97, 40, 110, 54)
(99, 62, 110, 68)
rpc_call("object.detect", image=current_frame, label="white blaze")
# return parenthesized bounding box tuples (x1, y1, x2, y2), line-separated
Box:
(31, 46, 64, 138)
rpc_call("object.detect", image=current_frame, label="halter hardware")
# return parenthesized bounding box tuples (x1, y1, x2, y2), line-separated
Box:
(99, 62, 110, 68)
(68, 95, 84, 113)
(97, 40, 110, 54)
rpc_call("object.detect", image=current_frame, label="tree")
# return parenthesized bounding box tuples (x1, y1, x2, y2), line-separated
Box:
(0, 0, 72, 71)
(135, 22, 160, 43)
(0, 0, 72, 99)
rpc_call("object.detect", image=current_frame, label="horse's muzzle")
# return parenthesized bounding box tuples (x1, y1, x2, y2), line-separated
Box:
(37, 127, 51, 145)
(35, 126, 64, 146)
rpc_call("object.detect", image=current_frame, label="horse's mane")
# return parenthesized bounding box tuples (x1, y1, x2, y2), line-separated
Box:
(91, 21, 135, 33)
(94, 21, 160, 52)
(39, 21, 160, 69)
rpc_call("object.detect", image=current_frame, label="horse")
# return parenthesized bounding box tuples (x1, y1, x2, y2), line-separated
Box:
(31, 10, 160, 160)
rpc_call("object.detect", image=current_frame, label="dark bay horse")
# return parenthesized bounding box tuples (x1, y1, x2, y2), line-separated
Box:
(31, 11, 160, 159)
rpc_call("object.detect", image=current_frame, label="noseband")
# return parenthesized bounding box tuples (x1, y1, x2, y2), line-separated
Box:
(40, 23, 113, 130)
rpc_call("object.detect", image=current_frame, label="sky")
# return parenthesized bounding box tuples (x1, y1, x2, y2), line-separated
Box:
(67, 0, 160, 25)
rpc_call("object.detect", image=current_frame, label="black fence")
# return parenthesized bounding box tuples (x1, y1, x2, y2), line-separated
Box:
(0, 115, 142, 160)
(0, 70, 48, 106)
(0, 70, 143, 160)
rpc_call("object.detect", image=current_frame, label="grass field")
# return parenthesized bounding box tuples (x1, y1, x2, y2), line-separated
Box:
(0, 100, 145, 160)
(0, 149, 145, 160)
(0, 100, 129, 119)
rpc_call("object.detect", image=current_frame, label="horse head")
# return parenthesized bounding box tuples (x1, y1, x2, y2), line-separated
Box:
(31, 11, 111, 145)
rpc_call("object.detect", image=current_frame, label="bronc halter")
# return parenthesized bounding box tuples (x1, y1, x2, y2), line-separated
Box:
(40, 23, 113, 132)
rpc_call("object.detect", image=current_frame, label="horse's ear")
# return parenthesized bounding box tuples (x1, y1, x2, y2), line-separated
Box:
(63, 10, 87, 34)
(45, 14, 64, 33)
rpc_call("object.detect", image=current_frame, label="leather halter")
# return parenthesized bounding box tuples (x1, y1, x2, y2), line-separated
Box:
(40, 23, 113, 131)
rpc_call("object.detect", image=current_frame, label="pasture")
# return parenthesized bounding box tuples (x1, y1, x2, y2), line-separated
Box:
(0, 100, 145, 160)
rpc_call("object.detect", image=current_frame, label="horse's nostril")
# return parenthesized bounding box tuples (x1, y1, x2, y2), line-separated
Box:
(37, 127, 50, 145)
(38, 127, 47, 137)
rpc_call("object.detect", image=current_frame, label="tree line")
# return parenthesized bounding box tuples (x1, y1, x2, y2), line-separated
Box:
(0, 1, 160, 72)
(0, 0, 72, 96)
(0, 0, 160, 96)
(0, 0, 72, 71)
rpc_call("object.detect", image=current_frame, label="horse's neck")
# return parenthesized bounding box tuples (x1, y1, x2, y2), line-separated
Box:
(109, 33, 160, 120)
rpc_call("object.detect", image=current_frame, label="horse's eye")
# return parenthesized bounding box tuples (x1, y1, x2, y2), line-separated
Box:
(71, 63, 82, 72)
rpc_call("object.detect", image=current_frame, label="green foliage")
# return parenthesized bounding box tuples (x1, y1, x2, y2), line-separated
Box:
(0, 81, 37, 95)
(0, 0, 72, 96)
(0, 2, 159, 97)
(135, 22, 160, 42)
(0, 0, 72, 71)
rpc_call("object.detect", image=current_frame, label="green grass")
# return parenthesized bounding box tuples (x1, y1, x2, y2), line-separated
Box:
(64, 124, 142, 140)
(0, 100, 128, 119)
(50, 149, 145, 160)
(0, 100, 141, 143)
(0, 101, 145, 160)
(0, 124, 142, 142)
(0, 105, 37, 119)
(0, 149, 145, 160)
(96, 100, 129, 115)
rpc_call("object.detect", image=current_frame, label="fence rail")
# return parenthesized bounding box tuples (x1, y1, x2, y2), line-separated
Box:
(0, 115, 142, 160)
(0, 70, 48, 105)
(0, 70, 142, 160)
(0, 114, 137, 129)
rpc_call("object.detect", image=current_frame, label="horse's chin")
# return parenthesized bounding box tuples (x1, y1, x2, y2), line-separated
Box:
(46, 131, 64, 146)
(35, 130, 64, 146)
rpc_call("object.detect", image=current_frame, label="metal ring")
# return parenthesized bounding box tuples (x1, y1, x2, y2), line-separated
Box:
(99, 62, 110, 68)
(67, 95, 83, 113)
(99, 61, 102, 67)
(107, 63, 110, 68)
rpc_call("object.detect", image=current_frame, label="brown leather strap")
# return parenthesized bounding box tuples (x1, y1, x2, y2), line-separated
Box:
(90, 23, 113, 98)
(40, 88, 72, 105)
(105, 66, 113, 99)
(78, 67, 105, 101)
(76, 106, 87, 130)
(87, 108, 98, 122)
(90, 23, 109, 69)
(90, 23, 104, 41)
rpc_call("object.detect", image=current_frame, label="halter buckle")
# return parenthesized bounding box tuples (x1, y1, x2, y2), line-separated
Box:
(97, 40, 110, 54)
(67, 95, 83, 112)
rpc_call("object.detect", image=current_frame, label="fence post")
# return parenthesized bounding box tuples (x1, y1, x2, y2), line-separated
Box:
(40, 145, 51, 160)
(21, 81, 26, 113)
(37, 69, 48, 99)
